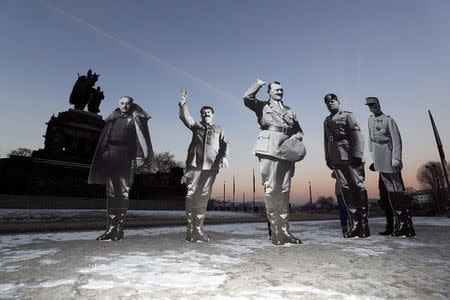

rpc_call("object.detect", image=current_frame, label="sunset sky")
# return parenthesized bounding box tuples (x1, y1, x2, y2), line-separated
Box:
(1, 0, 449, 204)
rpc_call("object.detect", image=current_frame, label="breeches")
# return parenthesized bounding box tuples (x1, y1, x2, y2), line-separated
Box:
(185, 168, 217, 210)
(380, 172, 405, 193)
(334, 164, 366, 192)
(259, 156, 295, 197)
(106, 175, 133, 209)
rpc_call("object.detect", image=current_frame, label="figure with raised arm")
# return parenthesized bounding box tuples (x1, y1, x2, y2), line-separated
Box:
(179, 89, 229, 242)
(243, 79, 306, 245)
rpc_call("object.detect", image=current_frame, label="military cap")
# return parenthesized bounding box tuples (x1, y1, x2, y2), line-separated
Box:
(280, 138, 306, 162)
(365, 97, 379, 105)
(324, 93, 338, 103)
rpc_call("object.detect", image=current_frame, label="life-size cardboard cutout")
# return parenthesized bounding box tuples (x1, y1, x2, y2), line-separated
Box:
(366, 97, 415, 238)
(323, 93, 370, 239)
(178, 89, 229, 242)
(88, 96, 153, 241)
(243, 79, 304, 245)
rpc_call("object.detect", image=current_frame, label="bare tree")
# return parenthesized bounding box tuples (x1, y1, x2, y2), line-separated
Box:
(8, 148, 33, 157)
(417, 161, 449, 216)
(138, 152, 183, 174)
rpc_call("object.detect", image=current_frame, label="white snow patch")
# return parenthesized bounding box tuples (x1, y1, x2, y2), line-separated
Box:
(0, 283, 24, 299)
(80, 279, 116, 290)
(0, 249, 58, 268)
(39, 258, 58, 265)
(40, 279, 76, 288)
(269, 284, 384, 299)
(79, 250, 235, 293)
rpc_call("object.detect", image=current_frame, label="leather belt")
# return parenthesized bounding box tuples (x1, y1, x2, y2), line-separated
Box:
(371, 139, 391, 145)
(328, 135, 347, 143)
(261, 125, 292, 134)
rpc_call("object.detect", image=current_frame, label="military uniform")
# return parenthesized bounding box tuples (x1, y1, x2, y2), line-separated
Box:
(89, 102, 153, 241)
(366, 96, 415, 237)
(368, 112, 404, 191)
(179, 102, 228, 242)
(323, 93, 369, 238)
(243, 81, 303, 245)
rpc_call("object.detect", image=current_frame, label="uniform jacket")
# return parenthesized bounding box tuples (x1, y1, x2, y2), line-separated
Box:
(179, 103, 228, 170)
(324, 110, 364, 169)
(368, 113, 402, 173)
(243, 82, 303, 160)
(88, 103, 154, 184)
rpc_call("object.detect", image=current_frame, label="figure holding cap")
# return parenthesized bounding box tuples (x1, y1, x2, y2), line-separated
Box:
(243, 78, 305, 245)
(365, 97, 415, 237)
(323, 93, 370, 238)
(179, 89, 229, 242)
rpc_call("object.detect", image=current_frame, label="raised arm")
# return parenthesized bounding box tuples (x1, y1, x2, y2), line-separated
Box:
(243, 78, 266, 111)
(178, 88, 196, 129)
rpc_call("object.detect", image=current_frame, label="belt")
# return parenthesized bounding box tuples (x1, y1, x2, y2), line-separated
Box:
(371, 139, 391, 145)
(328, 135, 347, 143)
(261, 125, 293, 135)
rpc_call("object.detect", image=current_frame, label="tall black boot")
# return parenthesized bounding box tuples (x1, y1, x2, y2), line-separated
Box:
(389, 192, 416, 238)
(405, 210, 416, 238)
(111, 209, 127, 241)
(278, 193, 302, 244)
(361, 190, 370, 238)
(341, 189, 354, 235)
(97, 210, 119, 241)
(343, 208, 365, 238)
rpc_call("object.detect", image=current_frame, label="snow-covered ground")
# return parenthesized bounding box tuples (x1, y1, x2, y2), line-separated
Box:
(0, 217, 449, 299)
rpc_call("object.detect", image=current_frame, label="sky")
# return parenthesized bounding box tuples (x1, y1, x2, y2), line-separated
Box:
(1, 0, 449, 204)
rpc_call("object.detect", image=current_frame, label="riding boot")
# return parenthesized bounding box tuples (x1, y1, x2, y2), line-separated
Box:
(389, 192, 416, 238)
(343, 208, 366, 238)
(265, 195, 284, 245)
(96, 210, 118, 241)
(185, 211, 195, 242)
(341, 189, 354, 235)
(111, 209, 127, 241)
(360, 190, 370, 238)
(405, 210, 416, 237)
(278, 193, 302, 244)
(194, 213, 210, 242)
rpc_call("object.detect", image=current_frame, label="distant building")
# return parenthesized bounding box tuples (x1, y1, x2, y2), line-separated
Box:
(410, 189, 433, 205)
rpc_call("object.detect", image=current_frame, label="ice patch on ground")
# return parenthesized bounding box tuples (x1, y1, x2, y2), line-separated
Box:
(40, 279, 76, 288)
(0, 248, 58, 270)
(79, 279, 116, 290)
(269, 284, 384, 299)
(78, 250, 234, 293)
(0, 283, 24, 299)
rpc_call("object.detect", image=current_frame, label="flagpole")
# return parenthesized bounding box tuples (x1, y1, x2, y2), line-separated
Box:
(223, 180, 226, 209)
(428, 110, 450, 213)
(233, 175, 235, 208)
(252, 168, 256, 211)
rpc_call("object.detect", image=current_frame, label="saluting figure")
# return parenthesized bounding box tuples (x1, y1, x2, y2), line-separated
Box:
(243, 79, 305, 245)
(323, 93, 370, 238)
(179, 89, 229, 242)
(89, 96, 153, 241)
(365, 97, 415, 237)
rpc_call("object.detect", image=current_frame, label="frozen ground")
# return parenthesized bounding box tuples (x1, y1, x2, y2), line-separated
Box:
(0, 209, 258, 221)
(0, 217, 449, 299)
